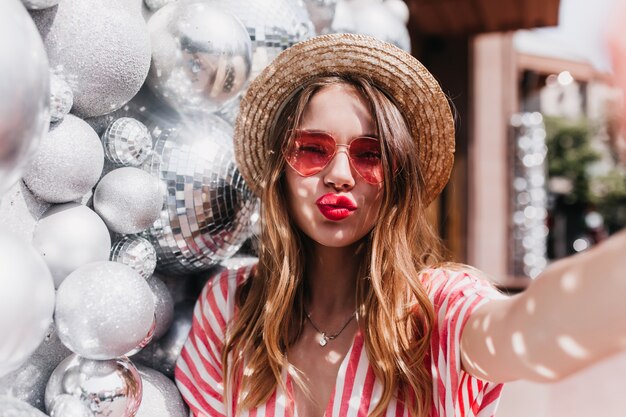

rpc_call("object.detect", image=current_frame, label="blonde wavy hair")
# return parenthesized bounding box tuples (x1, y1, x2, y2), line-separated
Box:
(223, 75, 447, 417)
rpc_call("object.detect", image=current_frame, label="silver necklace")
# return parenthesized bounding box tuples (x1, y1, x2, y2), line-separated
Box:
(305, 310, 357, 347)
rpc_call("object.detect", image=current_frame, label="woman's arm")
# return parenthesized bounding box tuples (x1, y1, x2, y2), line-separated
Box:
(460, 229, 626, 383)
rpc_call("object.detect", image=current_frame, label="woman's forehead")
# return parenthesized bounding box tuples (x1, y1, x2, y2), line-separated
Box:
(299, 84, 375, 134)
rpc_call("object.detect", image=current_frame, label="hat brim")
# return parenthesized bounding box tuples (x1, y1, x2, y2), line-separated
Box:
(234, 33, 455, 205)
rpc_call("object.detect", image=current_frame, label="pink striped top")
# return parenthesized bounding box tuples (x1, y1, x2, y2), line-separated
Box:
(175, 265, 505, 417)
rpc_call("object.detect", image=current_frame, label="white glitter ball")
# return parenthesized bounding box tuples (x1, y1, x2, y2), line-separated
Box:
(54, 261, 156, 359)
(31, 0, 151, 117)
(94, 167, 163, 234)
(49, 72, 73, 123)
(23, 114, 104, 204)
(0, 396, 48, 416)
(135, 366, 188, 417)
(21, 0, 59, 9)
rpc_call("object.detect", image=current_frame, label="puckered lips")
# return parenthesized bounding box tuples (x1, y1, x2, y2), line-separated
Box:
(315, 193, 358, 221)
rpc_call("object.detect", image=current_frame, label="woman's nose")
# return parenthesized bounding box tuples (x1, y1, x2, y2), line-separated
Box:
(323, 148, 355, 190)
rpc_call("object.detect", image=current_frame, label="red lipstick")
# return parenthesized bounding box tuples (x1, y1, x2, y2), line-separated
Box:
(315, 194, 358, 221)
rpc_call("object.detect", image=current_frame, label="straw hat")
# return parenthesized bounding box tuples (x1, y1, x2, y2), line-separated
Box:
(234, 33, 455, 205)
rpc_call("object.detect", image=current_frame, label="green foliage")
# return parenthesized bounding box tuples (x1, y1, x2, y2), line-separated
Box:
(544, 116, 626, 232)
(544, 117, 600, 204)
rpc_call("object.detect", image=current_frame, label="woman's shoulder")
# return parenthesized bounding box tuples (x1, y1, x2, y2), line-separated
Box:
(418, 263, 505, 305)
(199, 260, 258, 319)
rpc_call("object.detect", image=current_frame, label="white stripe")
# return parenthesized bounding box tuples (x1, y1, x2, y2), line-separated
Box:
(330, 342, 354, 417)
(177, 380, 210, 417)
(383, 395, 397, 417)
(186, 333, 222, 386)
(344, 345, 368, 417)
(256, 401, 267, 417)
(274, 383, 288, 417)
(177, 353, 226, 413)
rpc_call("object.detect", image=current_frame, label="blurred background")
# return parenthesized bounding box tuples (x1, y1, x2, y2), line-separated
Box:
(1, 0, 626, 415)
(405, 0, 626, 415)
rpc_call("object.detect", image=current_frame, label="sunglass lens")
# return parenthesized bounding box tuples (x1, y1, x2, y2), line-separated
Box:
(349, 138, 383, 183)
(286, 131, 335, 176)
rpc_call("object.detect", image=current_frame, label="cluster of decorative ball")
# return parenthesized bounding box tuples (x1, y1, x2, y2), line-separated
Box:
(0, 0, 327, 414)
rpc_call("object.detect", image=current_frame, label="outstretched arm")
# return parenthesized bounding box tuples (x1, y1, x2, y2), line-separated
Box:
(460, 229, 626, 383)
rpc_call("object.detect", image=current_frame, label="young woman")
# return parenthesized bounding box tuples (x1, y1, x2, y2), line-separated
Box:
(175, 33, 626, 417)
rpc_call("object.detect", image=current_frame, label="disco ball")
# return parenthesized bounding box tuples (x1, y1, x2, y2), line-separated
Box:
(209, 0, 314, 78)
(146, 1, 253, 115)
(143, 115, 256, 275)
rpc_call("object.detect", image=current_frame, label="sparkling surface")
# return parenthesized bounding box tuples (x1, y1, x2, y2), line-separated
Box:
(135, 366, 188, 417)
(0, 396, 48, 417)
(146, 1, 252, 114)
(49, 72, 73, 123)
(94, 167, 163, 234)
(133, 300, 194, 378)
(48, 394, 93, 417)
(331, 0, 410, 52)
(102, 117, 152, 167)
(143, 115, 256, 275)
(32, 203, 111, 288)
(0, 0, 50, 197)
(31, 0, 151, 117)
(23, 115, 104, 204)
(0, 182, 50, 241)
(0, 325, 71, 412)
(210, 0, 314, 78)
(45, 354, 142, 417)
(144, 0, 174, 11)
(20, 0, 59, 9)
(0, 231, 55, 379)
(110, 235, 158, 279)
(510, 113, 548, 279)
(303, 0, 337, 34)
(145, 275, 175, 340)
(54, 261, 155, 359)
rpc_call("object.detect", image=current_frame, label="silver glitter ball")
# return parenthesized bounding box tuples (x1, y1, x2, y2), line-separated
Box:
(55, 261, 156, 359)
(32, 203, 111, 288)
(84, 86, 177, 137)
(49, 395, 94, 417)
(216, 96, 241, 126)
(45, 354, 142, 417)
(331, 0, 410, 52)
(303, 0, 338, 34)
(110, 235, 157, 279)
(133, 300, 194, 378)
(94, 167, 163, 234)
(102, 117, 152, 167)
(384, 0, 410, 24)
(49, 72, 73, 123)
(145, 275, 174, 340)
(0, 0, 50, 198)
(31, 0, 151, 117)
(0, 325, 71, 412)
(135, 366, 188, 417)
(211, 0, 314, 78)
(0, 182, 51, 242)
(144, 0, 175, 11)
(23, 114, 104, 204)
(21, 0, 59, 9)
(0, 396, 48, 417)
(146, 1, 252, 114)
(0, 231, 55, 378)
(143, 115, 256, 274)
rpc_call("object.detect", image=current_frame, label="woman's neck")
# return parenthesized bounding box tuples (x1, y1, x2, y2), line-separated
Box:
(304, 241, 364, 316)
